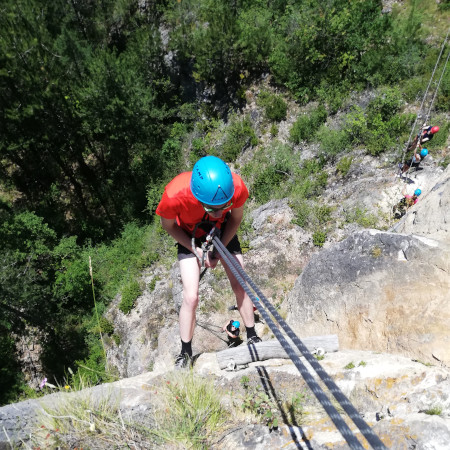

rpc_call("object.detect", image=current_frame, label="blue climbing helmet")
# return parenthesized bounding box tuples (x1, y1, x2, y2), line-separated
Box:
(190, 156, 234, 206)
(232, 321, 240, 328)
(420, 148, 428, 157)
(414, 189, 422, 196)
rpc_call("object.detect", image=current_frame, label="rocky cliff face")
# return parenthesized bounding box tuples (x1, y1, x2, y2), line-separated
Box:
(287, 166, 450, 368)
(3, 80, 449, 448)
(3, 349, 449, 449)
(395, 166, 450, 243)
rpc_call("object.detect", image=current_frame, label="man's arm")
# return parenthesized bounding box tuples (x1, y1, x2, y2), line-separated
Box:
(209, 205, 245, 264)
(161, 216, 219, 268)
(222, 320, 235, 338)
(160, 217, 193, 250)
(220, 204, 245, 247)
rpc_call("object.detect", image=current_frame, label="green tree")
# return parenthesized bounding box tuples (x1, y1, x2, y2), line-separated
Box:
(257, 91, 287, 122)
(290, 106, 327, 144)
(0, 334, 24, 405)
(0, 211, 95, 390)
(236, 6, 273, 72)
(268, 0, 405, 100)
(0, 0, 179, 239)
(0, 212, 57, 330)
(165, 0, 243, 97)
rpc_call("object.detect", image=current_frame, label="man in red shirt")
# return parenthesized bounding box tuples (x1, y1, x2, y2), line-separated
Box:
(156, 156, 261, 369)
(407, 124, 439, 152)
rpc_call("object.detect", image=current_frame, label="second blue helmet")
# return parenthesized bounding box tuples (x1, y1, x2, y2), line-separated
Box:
(190, 156, 234, 205)
(420, 148, 428, 157)
(414, 189, 422, 196)
(232, 321, 240, 328)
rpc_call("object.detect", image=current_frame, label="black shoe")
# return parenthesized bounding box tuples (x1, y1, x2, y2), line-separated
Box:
(174, 353, 192, 370)
(247, 336, 262, 345)
(228, 305, 238, 311)
(254, 313, 265, 324)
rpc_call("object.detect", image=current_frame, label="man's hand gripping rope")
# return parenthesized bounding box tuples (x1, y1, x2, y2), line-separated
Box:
(191, 223, 220, 270)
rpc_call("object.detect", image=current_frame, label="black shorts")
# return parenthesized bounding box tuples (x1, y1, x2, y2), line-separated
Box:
(177, 234, 242, 261)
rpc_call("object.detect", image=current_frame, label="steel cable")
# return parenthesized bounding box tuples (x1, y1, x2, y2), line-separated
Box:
(425, 46, 449, 123)
(212, 237, 366, 449)
(213, 236, 386, 450)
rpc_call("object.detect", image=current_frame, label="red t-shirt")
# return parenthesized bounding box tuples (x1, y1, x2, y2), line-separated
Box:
(156, 172, 249, 237)
(404, 194, 419, 205)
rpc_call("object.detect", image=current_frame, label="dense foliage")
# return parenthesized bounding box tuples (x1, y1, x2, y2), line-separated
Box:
(0, 0, 448, 404)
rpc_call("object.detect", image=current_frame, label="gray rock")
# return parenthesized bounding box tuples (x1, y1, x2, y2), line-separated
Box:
(395, 166, 450, 243)
(286, 229, 450, 367)
(373, 414, 450, 450)
(3, 350, 449, 449)
(250, 199, 294, 232)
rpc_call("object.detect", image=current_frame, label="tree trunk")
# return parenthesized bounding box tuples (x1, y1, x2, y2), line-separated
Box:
(216, 335, 339, 370)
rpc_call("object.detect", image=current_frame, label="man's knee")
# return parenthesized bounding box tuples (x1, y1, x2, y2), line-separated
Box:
(182, 292, 199, 310)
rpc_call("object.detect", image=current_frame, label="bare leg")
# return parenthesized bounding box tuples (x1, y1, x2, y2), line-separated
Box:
(221, 253, 255, 328)
(179, 257, 201, 342)
(407, 136, 418, 153)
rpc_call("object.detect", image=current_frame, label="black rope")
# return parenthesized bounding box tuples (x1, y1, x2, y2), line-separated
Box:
(196, 320, 229, 343)
(199, 267, 208, 282)
(212, 237, 367, 449)
(213, 236, 386, 450)
(196, 319, 223, 331)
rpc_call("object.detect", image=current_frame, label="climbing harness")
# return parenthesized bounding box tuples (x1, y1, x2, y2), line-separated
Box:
(212, 236, 386, 450)
(190, 218, 222, 285)
(172, 218, 225, 299)
(191, 220, 219, 268)
(401, 30, 449, 168)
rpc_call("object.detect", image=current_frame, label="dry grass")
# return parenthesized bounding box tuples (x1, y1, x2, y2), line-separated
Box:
(31, 389, 158, 449)
(30, 370, 230, 450)
(153, 370, 230, 449)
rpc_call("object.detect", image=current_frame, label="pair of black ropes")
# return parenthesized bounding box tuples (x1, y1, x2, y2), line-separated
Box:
(202, 232, 386, 449)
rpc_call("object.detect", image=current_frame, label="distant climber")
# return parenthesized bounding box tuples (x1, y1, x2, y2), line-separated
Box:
(222, 320, 241, 347)
(393, 187, 421, 219)
(399, 147, 428, 175)
(156, 156, 261, 370)
(407, 124, 439, 152)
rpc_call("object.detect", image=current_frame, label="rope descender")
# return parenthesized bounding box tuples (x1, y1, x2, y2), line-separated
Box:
(191, 221, 220, 268)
